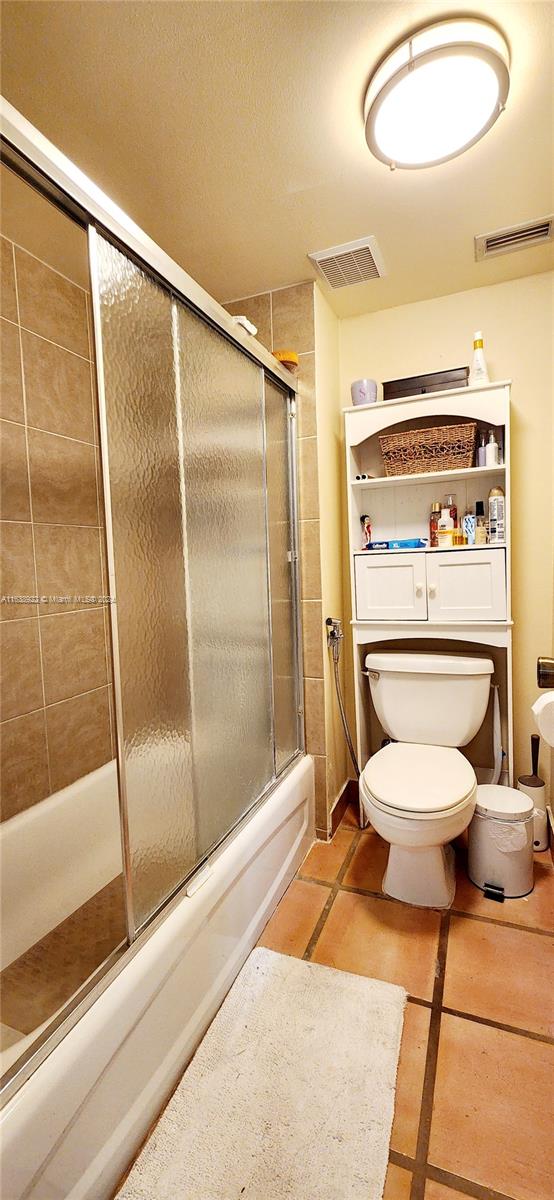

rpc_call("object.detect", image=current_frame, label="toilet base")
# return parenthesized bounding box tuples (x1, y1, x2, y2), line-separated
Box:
(383, 843, 456, 909)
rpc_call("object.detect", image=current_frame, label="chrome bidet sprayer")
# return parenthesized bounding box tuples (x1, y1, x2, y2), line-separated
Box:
(325, 617, 360, 779)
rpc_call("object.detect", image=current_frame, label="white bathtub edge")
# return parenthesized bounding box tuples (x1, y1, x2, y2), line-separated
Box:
(1, 755, 315, 1200)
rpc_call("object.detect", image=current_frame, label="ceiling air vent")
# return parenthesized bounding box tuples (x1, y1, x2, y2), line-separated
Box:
(475, 217, 553, 261)
(308, 236, 386, 289)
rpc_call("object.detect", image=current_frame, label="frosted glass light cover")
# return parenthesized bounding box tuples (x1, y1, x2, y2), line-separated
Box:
(264, 377, 300, 770)
(96, 238, 197, 929)
(175, 304, 274, 854)
(364, 18, 510, 168)
(374, 56, 500, 166)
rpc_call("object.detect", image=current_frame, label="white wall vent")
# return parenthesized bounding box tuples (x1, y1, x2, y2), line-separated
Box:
(308, 236, 386, 289)
(475, 217, 553, 261)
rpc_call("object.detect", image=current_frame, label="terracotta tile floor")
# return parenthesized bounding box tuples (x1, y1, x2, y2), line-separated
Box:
(257, 802, 554, 1200)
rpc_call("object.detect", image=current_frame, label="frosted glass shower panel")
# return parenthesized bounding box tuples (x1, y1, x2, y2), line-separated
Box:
(175, 306, 273, 853)
(95, 237, 196, 929)
(264, 378, 300, 770)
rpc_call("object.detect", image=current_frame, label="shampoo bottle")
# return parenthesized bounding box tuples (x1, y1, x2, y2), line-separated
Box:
(437, 507, 454, 548)
(469, 331, 490, 386)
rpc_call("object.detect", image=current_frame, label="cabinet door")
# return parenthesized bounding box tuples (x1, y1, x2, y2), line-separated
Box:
(426, 549, 507, 622)
(354, 553, 427, 621)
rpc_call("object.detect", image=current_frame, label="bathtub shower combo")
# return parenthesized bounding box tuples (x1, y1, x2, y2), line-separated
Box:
(0, 100, 314, 1199)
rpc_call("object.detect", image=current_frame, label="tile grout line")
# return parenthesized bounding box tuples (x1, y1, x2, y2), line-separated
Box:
(2, 312, 92, 362)
(0, 416, 98, 448)
(302, 830, 363, 961)
(7, 236, 91, 294)
(298, 872, 553, 936)
(409, 908, 450, 1200)
(1, 606, 108, 626)
(449, 906, 553, 936)
(0, 683, 111, 728)
(440, 1005, 554, 1045)
(389, 1150, 517, 1200)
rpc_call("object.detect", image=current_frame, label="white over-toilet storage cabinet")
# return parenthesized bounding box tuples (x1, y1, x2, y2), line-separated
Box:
(344, 381, 513, 784)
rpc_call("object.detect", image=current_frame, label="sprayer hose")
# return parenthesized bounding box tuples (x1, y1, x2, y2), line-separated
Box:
(333, 657, 360, 779)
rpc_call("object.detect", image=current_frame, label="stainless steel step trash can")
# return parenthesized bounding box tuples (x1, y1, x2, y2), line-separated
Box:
(468, 785, 534, 899)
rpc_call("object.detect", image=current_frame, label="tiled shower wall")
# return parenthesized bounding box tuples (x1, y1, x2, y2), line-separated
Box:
(0, 235, 115, 821)
(225, 282, 342, 835)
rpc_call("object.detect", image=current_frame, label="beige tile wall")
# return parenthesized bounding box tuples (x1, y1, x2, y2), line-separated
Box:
(0, 235, 115, 821)
(224, 282, 334, 834)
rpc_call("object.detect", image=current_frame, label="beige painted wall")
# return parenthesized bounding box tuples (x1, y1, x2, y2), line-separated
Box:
(339, 271, 554, 792)
(314, 286, 348, 816)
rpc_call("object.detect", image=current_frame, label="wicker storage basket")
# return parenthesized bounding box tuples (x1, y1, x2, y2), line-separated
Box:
(379, 422, 477, 477)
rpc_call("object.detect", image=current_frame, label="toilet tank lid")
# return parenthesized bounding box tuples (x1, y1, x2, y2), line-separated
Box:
(364, 651, 494, 676)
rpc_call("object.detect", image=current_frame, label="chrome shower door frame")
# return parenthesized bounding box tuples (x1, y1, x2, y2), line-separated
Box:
(0, 96, 305, 1107)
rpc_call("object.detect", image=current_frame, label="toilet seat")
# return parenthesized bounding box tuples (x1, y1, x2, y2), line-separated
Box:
(361, 742, 476, 819)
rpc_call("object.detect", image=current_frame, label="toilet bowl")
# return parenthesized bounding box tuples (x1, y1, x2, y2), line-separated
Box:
(360, 743, 477, 907)
(361, 651, 494, 908)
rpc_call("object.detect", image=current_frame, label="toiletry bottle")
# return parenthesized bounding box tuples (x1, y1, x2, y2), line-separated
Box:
(477, 431, 487, 467)
(462, 508, 476, 546)
(429, 501, 441, 548)
(475, 500, 487, 544)
(485, 430, 499, 466)
(437, 507, 454, 548)
(469, 330, 490, 386)
(488, 486, 505, 544)
(444, 493, 457, 526)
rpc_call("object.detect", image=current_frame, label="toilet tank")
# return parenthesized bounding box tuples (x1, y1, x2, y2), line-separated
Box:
(365, 651, 494, 747)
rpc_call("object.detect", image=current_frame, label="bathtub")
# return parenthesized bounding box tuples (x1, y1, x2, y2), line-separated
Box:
(0, 753, 314, 1200)
(1, 761, 122, 971)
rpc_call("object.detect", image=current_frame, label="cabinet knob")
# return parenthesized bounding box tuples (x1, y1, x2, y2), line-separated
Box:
(415, 583, 424, 597)
(428, 583, 437, 598)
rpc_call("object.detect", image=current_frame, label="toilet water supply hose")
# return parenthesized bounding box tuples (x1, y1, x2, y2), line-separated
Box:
(326, 618, 360, 779)
(325, 617, 503, 787)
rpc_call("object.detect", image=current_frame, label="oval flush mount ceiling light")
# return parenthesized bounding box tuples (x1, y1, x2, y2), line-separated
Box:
(364, 18, 510, 169)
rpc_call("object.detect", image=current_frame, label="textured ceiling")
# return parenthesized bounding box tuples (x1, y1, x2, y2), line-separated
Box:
(1, 1, 553, 317)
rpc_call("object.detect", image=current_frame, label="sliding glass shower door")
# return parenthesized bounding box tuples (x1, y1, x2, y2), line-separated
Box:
(92, 234, 301, 932)
(175, 305, 274, 855)
(93, 238, 196, 931)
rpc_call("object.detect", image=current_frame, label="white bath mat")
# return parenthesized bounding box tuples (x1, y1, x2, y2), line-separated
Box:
(117, 947, 406, 1200)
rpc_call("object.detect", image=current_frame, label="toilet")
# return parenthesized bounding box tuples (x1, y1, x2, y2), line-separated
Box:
(360, 651, 494, 908)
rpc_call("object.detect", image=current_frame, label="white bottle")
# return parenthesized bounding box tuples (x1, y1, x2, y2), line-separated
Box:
(485, 430, 499, 466)
(488, 486, 505, 544)
(437, 507, 454, 548)
(469, 331, 490, 386)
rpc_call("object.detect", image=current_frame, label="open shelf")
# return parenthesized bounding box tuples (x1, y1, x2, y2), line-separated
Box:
(350, 464, 505, 490)
(353, 543, 506, 555)
(343, 379, 512, 415)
